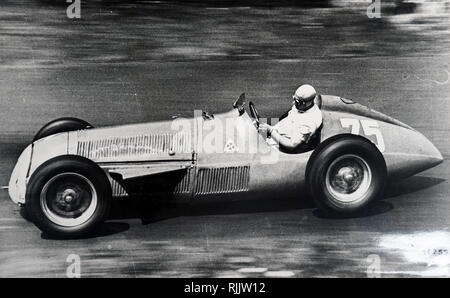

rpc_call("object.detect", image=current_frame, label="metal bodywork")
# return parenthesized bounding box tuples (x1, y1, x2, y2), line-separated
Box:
(9, 95, 443, 205)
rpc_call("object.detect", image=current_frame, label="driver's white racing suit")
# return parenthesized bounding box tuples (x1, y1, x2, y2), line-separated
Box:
(268, 104, 323, 147)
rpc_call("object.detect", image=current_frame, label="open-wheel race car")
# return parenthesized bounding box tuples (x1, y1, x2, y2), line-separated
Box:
(8, 93, 443, 238)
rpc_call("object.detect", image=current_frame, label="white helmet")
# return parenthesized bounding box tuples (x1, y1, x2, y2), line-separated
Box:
(293, 84, 316, 102)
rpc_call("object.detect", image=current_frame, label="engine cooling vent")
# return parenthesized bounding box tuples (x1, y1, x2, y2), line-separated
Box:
(174, 168, 192, 194)
(77, 132, 191, 160)
(195, 165, 250, 195)
(111, 179, 128, 197)
(110, 168, 191, 197)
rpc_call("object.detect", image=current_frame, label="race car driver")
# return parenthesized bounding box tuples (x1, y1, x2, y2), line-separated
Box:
(258, 84, 323, 151)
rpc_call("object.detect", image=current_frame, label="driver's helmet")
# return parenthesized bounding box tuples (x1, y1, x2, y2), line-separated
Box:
(293, 84, 316, 103)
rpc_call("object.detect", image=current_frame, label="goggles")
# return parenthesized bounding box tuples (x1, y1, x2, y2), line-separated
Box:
(293, 95, 309, 106)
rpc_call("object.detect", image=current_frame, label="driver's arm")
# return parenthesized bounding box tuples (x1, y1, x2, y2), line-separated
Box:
(260, 124, 311, 150)
(270, 128, 308, 150)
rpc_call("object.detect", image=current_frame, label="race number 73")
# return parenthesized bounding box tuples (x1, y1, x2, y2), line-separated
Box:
(340, 118, 386, 152)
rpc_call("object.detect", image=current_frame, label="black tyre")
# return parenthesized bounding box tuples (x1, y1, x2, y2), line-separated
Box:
(25, 156, 111, 238)
(33, 118, 92, 142)
(306, 135, 387, 213)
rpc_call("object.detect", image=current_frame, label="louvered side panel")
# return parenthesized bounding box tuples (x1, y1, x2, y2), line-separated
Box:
(111, 179, 128, 197)
(174, 168, 192, 194)
(77, 132, 191, 160)
(195, 166, 250, 195)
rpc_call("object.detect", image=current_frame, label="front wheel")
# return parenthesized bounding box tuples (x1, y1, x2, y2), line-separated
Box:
(26, 156, 111, 238)
(306, 136, 387, 213)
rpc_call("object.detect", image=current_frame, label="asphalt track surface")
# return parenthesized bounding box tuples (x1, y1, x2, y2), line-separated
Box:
(0, 2, 450, 277)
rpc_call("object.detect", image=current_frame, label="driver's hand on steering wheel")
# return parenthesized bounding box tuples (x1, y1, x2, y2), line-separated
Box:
(258, 123, 273, 136)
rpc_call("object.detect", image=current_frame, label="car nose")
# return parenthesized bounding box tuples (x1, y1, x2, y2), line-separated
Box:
(384, 129, 444, 178)
(417, 130, 444, 167)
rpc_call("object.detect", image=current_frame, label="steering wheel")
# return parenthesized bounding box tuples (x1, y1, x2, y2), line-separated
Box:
(249, 101, 260, 128)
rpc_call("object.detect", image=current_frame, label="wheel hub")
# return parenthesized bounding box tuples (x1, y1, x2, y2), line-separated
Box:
(62, 188, 77, 203)
(64, 194, 74, 204)
(325, 154, 372, 204)
(55, 186, 84, 211)
(339, 167, 355, 183)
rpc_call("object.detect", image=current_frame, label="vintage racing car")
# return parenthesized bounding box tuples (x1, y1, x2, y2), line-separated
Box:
(8, 94, 443, 237)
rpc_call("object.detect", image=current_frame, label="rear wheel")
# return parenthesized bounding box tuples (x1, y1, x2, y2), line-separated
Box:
(306, 136, 387, 213)
(26, 156, 111, 238)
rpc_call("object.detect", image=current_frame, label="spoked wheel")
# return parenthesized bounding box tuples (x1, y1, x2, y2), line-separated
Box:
(40, 173, 98, 227)
(306, 135, 387, 213)
(325, 154, 372, 205)
(26, 156, 111, 238)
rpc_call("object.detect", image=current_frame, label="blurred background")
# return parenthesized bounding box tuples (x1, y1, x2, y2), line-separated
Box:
(2, 0, 449, 65)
